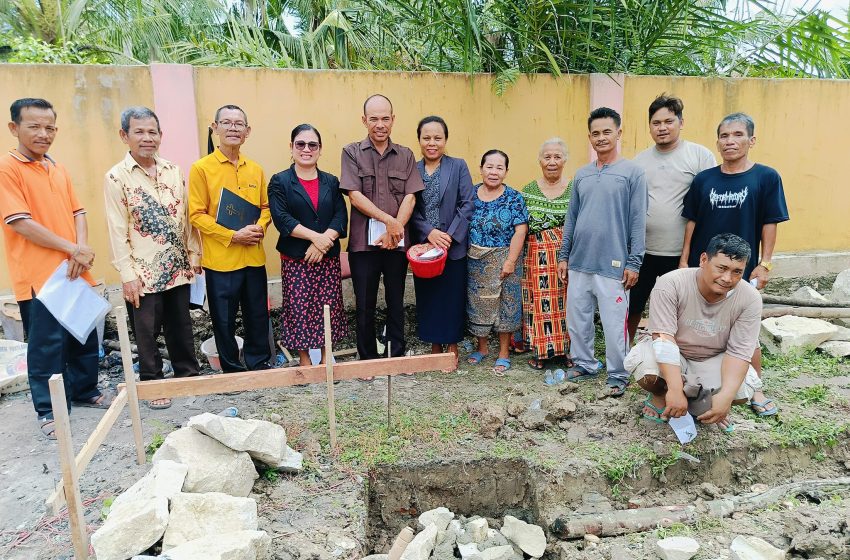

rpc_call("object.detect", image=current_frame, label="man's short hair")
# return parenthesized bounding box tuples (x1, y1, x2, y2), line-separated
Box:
(717, 112, 754, 137)
(10, 98, 55, 123)
(588, 107, 621, 130)
(363, 94, 393, 115)
(214, 104, 248, 124)
(120, 106, 160, 133)
(705, 233, 752, 262)
(648, 94, 683, 121)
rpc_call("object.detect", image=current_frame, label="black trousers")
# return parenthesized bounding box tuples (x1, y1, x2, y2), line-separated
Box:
(348, 250, 407, 359)
(19, 297, 100, 420)
(205, 266, 270, 372)
(129, 284, 200, 381)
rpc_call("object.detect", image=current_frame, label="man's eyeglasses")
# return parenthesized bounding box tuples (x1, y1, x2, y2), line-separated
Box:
(294, 141, 321, 152)
(217, 120, 247, 130)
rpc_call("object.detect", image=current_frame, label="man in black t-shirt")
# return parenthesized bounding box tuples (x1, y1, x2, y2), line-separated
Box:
(679, 112, 789, 418)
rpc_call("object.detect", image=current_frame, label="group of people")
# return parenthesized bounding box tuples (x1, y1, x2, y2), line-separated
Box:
(0, 90, 787, 439)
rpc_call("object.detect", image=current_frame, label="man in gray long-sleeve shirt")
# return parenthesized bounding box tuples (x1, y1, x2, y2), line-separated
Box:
(557, 107, 647, 396)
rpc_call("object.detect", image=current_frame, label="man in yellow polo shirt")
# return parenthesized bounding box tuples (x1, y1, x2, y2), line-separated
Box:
(0, 98, 111, 439)
(189, 104, 272, 372)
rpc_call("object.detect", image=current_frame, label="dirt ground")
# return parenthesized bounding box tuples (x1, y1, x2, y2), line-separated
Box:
(1, 277, 850, 559)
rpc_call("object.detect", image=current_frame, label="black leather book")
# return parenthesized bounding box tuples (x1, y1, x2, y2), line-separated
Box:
(216, 188, 260, 231)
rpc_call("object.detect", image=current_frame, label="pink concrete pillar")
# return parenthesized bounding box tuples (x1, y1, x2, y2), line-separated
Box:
(150, 63, 201, 175)
(588, 73, 625, 161)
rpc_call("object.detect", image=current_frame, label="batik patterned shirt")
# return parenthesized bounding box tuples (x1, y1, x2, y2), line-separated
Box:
(105, 152, 200, 293)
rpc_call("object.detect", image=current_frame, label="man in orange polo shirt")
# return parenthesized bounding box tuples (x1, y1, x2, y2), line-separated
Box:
(0, 98, 111, 440)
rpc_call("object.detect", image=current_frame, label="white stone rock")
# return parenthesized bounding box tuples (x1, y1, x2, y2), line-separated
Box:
(152, 427, 258, 497)
(165, 530, 271, 560)
(478, 545, 517, 560)
(730, 535, 786, 560)
(418, 506, 455, 531)
(820, 340, 850, 357)
(111, 460, 187, 512)
(362, 556, 390, 560)
(400, 523, 439, 560)
(188, 413, 287, 465)
(830, 269, 850, 303)
(791, 286, 829, 303)
(499, 515, 546, 557)
(91, 496, 169, 560)
(656, 536, 700, 560)
(481, 527, 510, 549)
(759, 316, 838, 354)
(466, 518, 489, 543)
(458, 542, 480, 560)
(162, 492, 258, 550)
(829, 325, 850, 342)
(271, 445, 304, 473)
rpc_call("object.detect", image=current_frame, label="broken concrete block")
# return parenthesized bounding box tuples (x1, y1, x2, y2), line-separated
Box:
(466, 518, 489, 543)
(481, 527, 510, 549)
(152, 427, 258, 497)
(655, 536, 700, 560)
(400, 523, 438, 560)
(791, 286, 829, 303)
(165, 530, 271, 560)
(188, 413, 287, 465)
(458, 542, 480, 560)
(362, 556, 390, 560)
(760, 316, 838, 354)
(476, 545, 517, 560)
(91, 496, 169, 560)
(830, 269, 850, 303)
(271, 446, 303, 473)
(433, 523, 460, 559)
(828, 325, 850, 342)
(499, 515, 546, 557)
(819, 340, 850, 358)
(418, 506, 455, 531)
(111, 460, 188, 512)
(730, 535, 786, 560)
(162, 492, 258, 550)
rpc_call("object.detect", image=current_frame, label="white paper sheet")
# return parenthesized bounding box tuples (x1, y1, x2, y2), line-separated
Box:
(36, 261, 111, 344)
(669, 413, 698, 444)
(368, 218, 405, 247)
(190, 271, 206, 306)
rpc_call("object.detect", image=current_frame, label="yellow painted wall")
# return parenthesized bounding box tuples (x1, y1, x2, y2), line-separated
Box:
(0, 65, 847, 294)
(621, 75, 850, 252)
(0, 64, 155, 293)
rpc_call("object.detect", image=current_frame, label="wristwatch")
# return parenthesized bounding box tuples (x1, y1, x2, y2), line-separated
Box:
(759, 260, 773, 272)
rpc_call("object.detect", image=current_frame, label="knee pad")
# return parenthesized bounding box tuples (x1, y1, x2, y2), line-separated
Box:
(652, 338, 680, 365)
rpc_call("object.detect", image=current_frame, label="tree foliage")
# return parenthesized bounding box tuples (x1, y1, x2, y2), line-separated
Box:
(1, 0, 849, 80)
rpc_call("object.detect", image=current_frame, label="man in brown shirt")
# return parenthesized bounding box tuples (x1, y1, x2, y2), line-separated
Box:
(340, 94, 424, 360)
(624, 233, 764, 431)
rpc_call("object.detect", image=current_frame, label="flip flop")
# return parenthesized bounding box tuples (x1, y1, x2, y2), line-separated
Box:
(493, 358, 511, 376)
(40, 418, 57, 440)
(641, 399, 667, 424)
(606, 382, 628, 398)
(565, 365, 597, 382)
(467, 351, 489, 365)
(73, 390, 116, 409)
(146, 398, 172, 410)
(527, 358, 546, 370)
(749, 399, 778, 417)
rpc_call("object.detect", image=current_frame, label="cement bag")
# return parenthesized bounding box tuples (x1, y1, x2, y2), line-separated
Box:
(0, 339, 27, 395)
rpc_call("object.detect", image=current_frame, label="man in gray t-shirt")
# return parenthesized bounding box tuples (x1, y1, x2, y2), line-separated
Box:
(624, 233, 764, 430)
(628, 95, 715, 342)
(557, 107, 647, 396)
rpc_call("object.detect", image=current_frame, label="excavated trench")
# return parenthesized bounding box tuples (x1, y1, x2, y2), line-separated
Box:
(365, 441, 850, 556)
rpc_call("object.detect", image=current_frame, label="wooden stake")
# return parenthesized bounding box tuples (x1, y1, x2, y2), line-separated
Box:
(115, 306, 145, 465)
(323, 305, 337, 450)
(387, 341, 392, 434)
(48, 374, 89, 559)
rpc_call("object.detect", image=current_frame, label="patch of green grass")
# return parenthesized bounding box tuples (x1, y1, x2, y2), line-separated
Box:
(649, 446, 682, 479)
(655, 522, 691, 539)
(309, 402, 475, 467)
(145, 420, 170, 458)
(770, 416, 848, 448)
(583, 443, 653, 496)
(260, 467, 280, 483)
(761, 348, 846, 378)
(791, 384, 833, 406)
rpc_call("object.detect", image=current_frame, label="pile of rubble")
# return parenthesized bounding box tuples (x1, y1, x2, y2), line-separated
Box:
(365, 507, 547, 560)
(91, 413, 303, 560)
(468, 386, 579, 438)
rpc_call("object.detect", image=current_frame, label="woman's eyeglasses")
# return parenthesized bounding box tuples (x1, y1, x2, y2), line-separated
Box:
(294, 141, 321, 152)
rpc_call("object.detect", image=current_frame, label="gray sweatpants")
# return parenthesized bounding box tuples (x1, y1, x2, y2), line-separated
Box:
(567, 269, 630, 385)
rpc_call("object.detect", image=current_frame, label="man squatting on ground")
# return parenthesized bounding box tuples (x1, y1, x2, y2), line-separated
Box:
(628, 95, 716, 342)
(104, 107, 202, 410)
(557, 107, 647, 397)
(0, 98, 112, 440)
(627, 233, 764, 429)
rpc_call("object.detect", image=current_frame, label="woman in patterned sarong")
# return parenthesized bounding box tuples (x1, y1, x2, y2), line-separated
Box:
(520, 138, 572, 370)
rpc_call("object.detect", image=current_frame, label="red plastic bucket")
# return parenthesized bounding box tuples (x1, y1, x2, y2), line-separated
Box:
(407, 244, 447, 278)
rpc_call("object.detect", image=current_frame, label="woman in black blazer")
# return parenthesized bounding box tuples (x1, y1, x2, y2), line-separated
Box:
(410, 116, 475, 368)
(268, 124, 348, 366)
